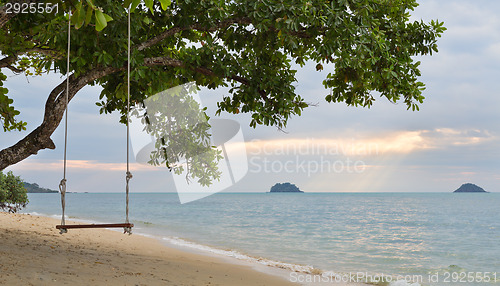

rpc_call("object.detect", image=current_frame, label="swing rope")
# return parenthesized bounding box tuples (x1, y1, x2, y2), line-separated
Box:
(58, 9, 71, 234)
(124, 7, 133, 235)
(58, 7, 133, 234)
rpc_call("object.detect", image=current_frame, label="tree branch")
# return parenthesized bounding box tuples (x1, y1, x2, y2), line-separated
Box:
(0, 46, 61, 74)
(137, 17, 252, 51)
(0, 5, 16, 29)
(0, 0, 37, 29)
(0, 55, 23, 73)
(0, 65, 124, 171)
(29, 47, 63, 59)
(143, 56, 276, 108)
(0, 47, 278, 170)
(0, 55, 17, 69)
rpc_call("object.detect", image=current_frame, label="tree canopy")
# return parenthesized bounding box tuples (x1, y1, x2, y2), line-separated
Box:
(0, 170, 28, 212)
(0, 0, 445, 173)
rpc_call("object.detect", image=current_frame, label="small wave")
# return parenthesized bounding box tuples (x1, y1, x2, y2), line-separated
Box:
(23, 211, 62, 220)
(25, 211, 42, 216)
(134, 220, 154, 225)
(431, 264, 468, 275)
(160, 236, 315, 273)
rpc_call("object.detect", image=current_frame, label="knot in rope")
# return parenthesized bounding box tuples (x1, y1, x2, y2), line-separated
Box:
(58, 178, 67, 234)
(123, 226, 132, 235)
(126, 171, 133, 181)
(59, 179, 67, 192)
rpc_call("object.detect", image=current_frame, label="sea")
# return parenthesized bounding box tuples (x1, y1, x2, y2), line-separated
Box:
(23, 192, 500, 286)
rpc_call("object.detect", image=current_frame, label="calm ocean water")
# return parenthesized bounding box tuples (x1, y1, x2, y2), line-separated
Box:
(24, 192, 500, 285)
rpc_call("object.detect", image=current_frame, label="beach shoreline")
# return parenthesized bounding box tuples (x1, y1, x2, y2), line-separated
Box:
(0, 212, 298, 285)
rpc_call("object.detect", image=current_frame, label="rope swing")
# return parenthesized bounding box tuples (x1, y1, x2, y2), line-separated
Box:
(124, 7, 133, 234)
(56, 7, 134, 234)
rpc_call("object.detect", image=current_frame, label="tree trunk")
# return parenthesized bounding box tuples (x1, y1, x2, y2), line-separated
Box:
(0, 66, 122, 171)
(0, 0, 38, 29)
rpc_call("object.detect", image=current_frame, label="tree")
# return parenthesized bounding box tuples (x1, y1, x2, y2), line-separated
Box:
(0, 170, 28, 212)
(0, 0, 445, 173)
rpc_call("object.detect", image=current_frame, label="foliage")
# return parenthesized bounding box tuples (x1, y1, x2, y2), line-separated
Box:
(0, 0, 445, 182)
(133, 82, 223, 186)
(0, 171, 28, 212)
(0, 70, 26, 131)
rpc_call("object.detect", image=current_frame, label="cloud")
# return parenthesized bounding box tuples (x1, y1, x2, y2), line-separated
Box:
(244, 128, 495, 157)
(10, 159, 161, 172)
(485, 42, 500, 62)
(425, 128, 495, 147)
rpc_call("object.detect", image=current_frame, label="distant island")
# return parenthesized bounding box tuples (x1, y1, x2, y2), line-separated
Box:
(453, 183, 488, 193)
(269, 183, 304, 193)
(24, 182, 58, 193)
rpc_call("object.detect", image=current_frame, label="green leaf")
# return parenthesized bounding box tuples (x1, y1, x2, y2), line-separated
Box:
(130, 0, 141, 12)
(72, 0, 84, 29)
(103, 13, 113, 22)
(95, 10, 107, 31)
(144, 0, 154, 13)
(76, 4, 86, 29)
(85, 0, 96, 9)
(71, 9, 79, 26)
(85, 7, 93, 25)
(159, 0, 171, 10)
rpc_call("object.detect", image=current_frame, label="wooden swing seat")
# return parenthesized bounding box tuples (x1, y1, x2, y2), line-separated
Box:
(56, 223, 134, 230)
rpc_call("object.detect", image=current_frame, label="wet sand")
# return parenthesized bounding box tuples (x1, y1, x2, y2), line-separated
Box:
(0, 212, 296, 285)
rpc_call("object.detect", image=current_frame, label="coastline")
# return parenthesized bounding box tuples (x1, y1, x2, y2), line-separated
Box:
(0, 212, 296, 285)
(4, 192, 497, 286)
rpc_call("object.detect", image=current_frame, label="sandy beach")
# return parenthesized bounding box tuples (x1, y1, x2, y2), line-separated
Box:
(0, 212, 296, 286)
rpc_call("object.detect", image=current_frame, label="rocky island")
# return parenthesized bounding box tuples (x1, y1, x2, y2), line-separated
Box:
(24, 182, 58, 193)
(269, 183, 304, 193)
(453, 183, 488, 193)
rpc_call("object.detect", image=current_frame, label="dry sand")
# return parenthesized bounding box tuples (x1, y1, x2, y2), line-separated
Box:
(0, 212, 297, 286)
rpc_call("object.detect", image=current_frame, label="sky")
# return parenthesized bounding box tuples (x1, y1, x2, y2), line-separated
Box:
(2, 0, 500, 195)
